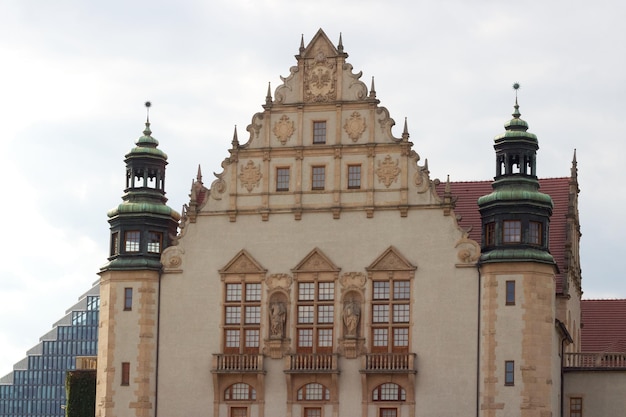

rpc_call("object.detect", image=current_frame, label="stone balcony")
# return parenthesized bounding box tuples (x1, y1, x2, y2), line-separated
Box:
(212, 354, 265, 374)
(361, 353, 417, 374)
(564, 352, 626, 370)
(284, 353, 339, 373)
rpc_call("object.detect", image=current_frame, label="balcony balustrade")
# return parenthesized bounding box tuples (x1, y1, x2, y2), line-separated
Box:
(212, 354, 264, 373)
(285, 353, 338, 373)
(564, 352, 626, 370)
(361, 353, 417, 373)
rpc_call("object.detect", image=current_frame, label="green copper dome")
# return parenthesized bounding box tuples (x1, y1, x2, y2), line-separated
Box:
(126, 122, 168, 160)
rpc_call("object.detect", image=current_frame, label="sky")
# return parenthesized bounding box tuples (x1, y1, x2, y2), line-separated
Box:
(0, 0, 624, 377)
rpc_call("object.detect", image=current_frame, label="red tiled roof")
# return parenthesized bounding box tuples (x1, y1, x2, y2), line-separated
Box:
(581, 299, 626, 353)
(436, 177, 570, 292)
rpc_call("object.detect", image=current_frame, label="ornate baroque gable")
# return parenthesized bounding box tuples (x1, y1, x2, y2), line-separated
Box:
(187, 29, 441, 224)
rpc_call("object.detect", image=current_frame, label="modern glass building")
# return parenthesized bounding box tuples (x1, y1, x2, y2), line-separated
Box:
(0, 283, 99, 417)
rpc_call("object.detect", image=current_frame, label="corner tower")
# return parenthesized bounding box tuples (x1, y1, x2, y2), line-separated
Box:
(478, 88, 560, 417)
(96, 104, 180, 417)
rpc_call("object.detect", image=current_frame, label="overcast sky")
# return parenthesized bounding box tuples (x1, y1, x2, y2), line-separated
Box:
(1, 0, 624, 377)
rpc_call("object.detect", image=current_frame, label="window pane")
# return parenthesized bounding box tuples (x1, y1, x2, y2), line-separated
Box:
(245, 329, 259, 347)
(299, 283, 315, 301)
(373, 305, 389, 323)
(298, 305, 314, 324)
(305, 408, 322, 417)
(317, 305, 334, 323)
(393, 328, 408, 347)
(503, 220, 521, 243)
(529, 221, 542, 245)
(393, 304, 409, 323)
(245, 283, 261, 301)
(380, 409, 397, 417)
(124, 288, 133, 311)
(245, 306, 260, 324)
(505, 360, 515, 385)
(225, 306, 241, 324)
(277, 167, 290, 191)
(373, 282, 390, 300)
(318, 329, 333, 347)
(225, 330, 240, 348)
(348, 165, 361, 189)
(393, 281, 410, 299)
(124, 231, 140, 252)
(226, 284, 242, 302)
(298, 329, 313, 347)
(373, 328, 388, 347)
(506, 281, 515, 305)
(312, 166, 325, 190)
(313, 121, 326, 144)
(318, 282, 334, 300)
(147, 231, 162, 253)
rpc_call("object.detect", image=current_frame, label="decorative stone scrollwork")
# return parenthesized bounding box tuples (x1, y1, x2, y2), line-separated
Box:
(266, 274, 293, 290)
(161, 246, 184, 272)
(343, 111, 366, 142)
(304, 50, 336, 103)
(238, 160, 262, 192)
(339, 272, 366, 290)
(376, 155, 401, 188)
(455, 233, 481, 266)
(210, 173, 226, 200)
(273, 115, 295, 145)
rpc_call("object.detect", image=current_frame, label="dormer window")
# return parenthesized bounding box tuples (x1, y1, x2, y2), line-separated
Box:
(124, 231, 141, 252)
(503, 220, 521, 244)
(528, 221, 542, 245)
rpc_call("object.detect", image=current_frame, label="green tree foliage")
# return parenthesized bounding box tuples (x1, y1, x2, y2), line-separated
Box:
(65, 370, 96, 417)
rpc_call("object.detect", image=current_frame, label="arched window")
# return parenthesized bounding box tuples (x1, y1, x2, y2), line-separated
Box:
(297, 383, 330, 401)
(225, 383, 256, 401)
(372, 383, 406, 401)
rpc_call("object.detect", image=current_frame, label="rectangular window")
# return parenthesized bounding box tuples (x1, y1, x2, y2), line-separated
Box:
(503, 220, 521, 243)
(276, 167, 290, 191)
(380, 409, 397, 417)
(505, 281, 515, 305)
(529, 221, 542, 245)
(124, 231, 141, 252)
(485, 222, 495, 246)
(230, 407, 248, 417)
(147, 231, 162, 253)
(348, 165, 361, 189)
(224, 283, 261, 353)
(504, 360, 515, 386)
(313, 121, 326, 144)
(121, 362, 130, 386)
(372, 280, 410, 352)
(305, 408, 322, 417)
(110, 232, 119, 256)
(297, 281, 335, 352)
(569, 397, 582, 417)
(124, 288, 133, 311)
(312, 166, 325, 190)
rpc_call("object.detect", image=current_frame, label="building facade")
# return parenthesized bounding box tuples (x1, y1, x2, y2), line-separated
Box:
(0, 284, 99, 417)
(94, 29, 625, 417)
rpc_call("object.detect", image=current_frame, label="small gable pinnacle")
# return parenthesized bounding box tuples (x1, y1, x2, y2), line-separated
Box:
(232, 126, 239, 148)
(369, 76, 376, 99)
(402, 117, 409, 142)
(570, 149, 579, 185)
(299, 34, 305, 54)
(196, 164, 203, 182)
(338, 32, 344, 53)
(266, 82, 272, 105)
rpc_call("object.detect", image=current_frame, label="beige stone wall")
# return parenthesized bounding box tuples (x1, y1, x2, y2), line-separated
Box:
(565, 371, 626, 416)
(96, 270, 159, 417)
(479, 263, 559, 417)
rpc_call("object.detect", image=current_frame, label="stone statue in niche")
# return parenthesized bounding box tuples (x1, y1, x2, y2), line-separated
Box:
(269, 302, 286, 338)
(343, 299, 361, 338)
